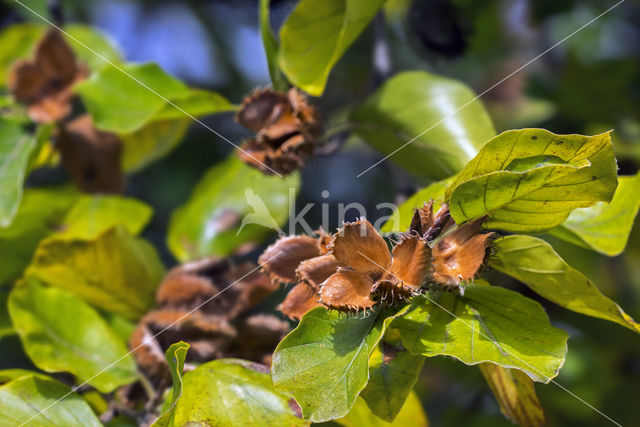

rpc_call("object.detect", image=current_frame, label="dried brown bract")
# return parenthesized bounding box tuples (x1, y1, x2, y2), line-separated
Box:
(130, 257, 285, 381)
(8, 28, 88, 123)
(261, 220, 431, 316)
(55, 114, 124, 194)
(319, 219, 430, 311)
(410, 202, 494, 287)
(235, 87, 321, 175)
(259, 229, 342, 320)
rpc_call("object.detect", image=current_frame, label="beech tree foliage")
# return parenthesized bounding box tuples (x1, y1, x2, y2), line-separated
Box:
(0, 1, 639, 426)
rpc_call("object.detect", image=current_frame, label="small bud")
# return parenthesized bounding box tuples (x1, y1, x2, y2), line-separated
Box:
(8, 29, 88, 123)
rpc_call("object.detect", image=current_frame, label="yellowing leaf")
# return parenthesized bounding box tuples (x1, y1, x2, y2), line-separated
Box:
(57, 195, 152, 240)
(27, 226, 164, 320)
(152, 342, 190, 427)
(120, 119, 191, 172)
(447, 129, 618, 233)
(479, 363, 546, 427)
(0, 186, 78, 284)
(172, 359, 307, 426)
(336, 392, 428, 427)
(550, 172, 640, 256)
(0, 374, 102, 426)
(8, 279, 138, 392)
(490, 235, 640, 334)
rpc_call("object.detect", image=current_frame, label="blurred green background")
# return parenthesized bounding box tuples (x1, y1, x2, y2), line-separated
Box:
(1, 0, 640, 425)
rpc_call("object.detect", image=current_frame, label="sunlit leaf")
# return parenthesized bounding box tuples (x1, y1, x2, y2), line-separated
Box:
(549, 172, 640, 256)
(394, 287, 568, 382)
(56, 195, 152, 240)
(172, 359, 307, 426)
(0, 369, 50, 384)
(351, 71, 496, 179)
(360, 340, 425, 422)
(447, 129, 618, 233)
(272, 306, 407, 422)
(8, 279, 138, 392)
(27, 226, 164, 320)
(479, 363, 546, 427)
(380, 176, 455, 233)
(490, 235, 640, 334)
(152, 341, 190, 427)
(64, 25, 122, 72)
(120, 119, 191, 172)
(0, 119, 44, 227)
(260, 0, 287, 91)
(150, 89, 235, 122)
(0, 186, 77, 285)
(335, 392, 428, 427)
(279, 0, 385, 96)
(76, 62, 187, 132)
(168, 155, 299, 261)
(76, 63, 233, 133)
(0, 374, 101, 426)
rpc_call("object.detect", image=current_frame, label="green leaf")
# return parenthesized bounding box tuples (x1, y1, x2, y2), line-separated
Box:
(0, 374, 102, 426)
(76, 63, 188, 133)
(120, 119, 191, 172)
(171, 359, 307, 426)
(380, 176, 455, 234)
(76, 63, 233, 133)
(8, 279, 138, 392)
(278, 0, 385, 96)
(335, 392, 428, 427)
(152, 341, 190, 427)
(272, 306, 406, 422)
(479, 363, 546, 427)
(0, 187, 78, 285)
(0, 287, 13, 339)
(56, 195, 152, 240)
(0, 369, 50, 385)
(27, 226, 164, 320)
(168, 155, 299, 261)
(351, 71, 496, 179)
(64, 25, 122, 72)
(150, 89, 235, 122)
(394, 287, 568, 383)
(0, 23, 122, 87)
(489, 235, 640, 334)
(360, 341, 425, 422)
(260, 0, 287, 91)
(549, 172, 640, 256)
(0, 119, 40, 227)
(446, 129, 618, 233)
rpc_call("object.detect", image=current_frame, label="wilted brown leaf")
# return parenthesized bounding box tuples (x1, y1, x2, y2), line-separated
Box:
(8, 28, 88, 123)
(55, 114, 124, 194)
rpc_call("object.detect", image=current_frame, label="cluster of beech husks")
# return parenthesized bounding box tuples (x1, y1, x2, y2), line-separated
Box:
(8, 28, 123, 193)
(130, 257, 288, 382)
(235, 87, 322, 175)
(260, 201, 494, 320)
